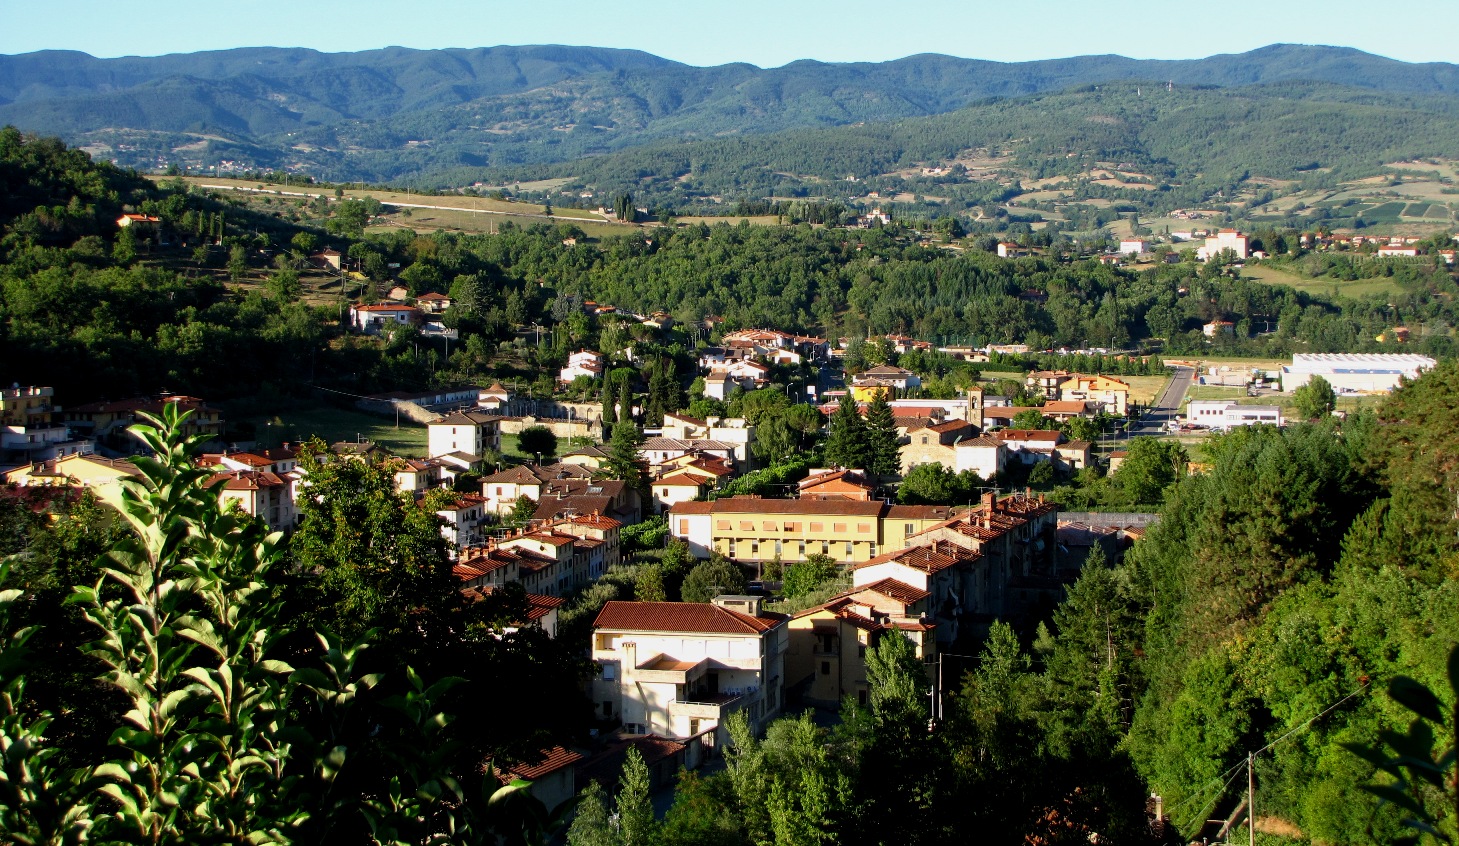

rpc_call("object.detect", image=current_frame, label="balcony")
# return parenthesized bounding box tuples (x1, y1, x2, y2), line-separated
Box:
(671, 691, 746, 719)
(634, 655, 709, 685)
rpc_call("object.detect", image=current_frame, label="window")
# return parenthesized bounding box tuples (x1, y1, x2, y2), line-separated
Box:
(904, 523, 915, 537)
(856, 523, 871, 534)
(832, 522, 847, 533)
(868, 544, 877, 557)
(716, 520, 731, 530)
(821, 661, 831, 676)
(921, 435, 929, 445)
(602, 700, 615, 716)
(750, 542, 759, 556)
(763, 521, 776, 532)
(858, 644, 867, 658)
(740, 521, 754, 531)
(601, 662, 617, 680)
(774, 540, 783, 555)
(679, 520, 689, 535)
(858, 690, 868, 706)
(809, 522, 823, 532)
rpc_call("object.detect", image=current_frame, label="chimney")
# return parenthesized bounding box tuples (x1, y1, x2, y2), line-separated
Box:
(981, 491, 996, 511)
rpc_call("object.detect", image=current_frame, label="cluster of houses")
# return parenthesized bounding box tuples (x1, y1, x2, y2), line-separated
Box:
(697, 329, 830, 399)
(619, 490, 1065, 741)
(1, 386, 226, 469)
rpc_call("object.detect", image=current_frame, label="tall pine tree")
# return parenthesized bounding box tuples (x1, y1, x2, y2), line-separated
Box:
(864, 391, 901, 476)
(825, 391, 870, 470)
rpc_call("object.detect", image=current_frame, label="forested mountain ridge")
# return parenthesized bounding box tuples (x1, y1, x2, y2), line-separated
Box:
(476, 80, 1459, 216)
(4, 43, 1459, 180)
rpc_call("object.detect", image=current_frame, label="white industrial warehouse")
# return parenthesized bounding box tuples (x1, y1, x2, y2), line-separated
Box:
(1282, 353, 1437, 393)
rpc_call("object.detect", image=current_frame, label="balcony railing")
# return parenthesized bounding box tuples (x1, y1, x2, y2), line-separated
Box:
(671, 691, 748, 718)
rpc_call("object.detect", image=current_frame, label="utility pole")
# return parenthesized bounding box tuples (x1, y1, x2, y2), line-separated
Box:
(1248, 752, 1256, 846)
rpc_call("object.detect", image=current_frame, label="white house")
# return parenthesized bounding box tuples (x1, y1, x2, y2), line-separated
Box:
(349, 304, 422, 334)
(427, 411, 502, 459)
(1197, 229, 1250, 262)
(591, 597, 787, 745)
(1119, 239, 1148, 256)
(436, 493, 489, 551)
(559, 350, 605, 383)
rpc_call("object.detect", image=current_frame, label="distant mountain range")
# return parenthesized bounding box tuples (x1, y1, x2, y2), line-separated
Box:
(2, 43, 1459, 182)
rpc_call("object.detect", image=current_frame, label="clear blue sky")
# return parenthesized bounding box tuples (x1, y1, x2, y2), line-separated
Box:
(3, 0, 1455, 67)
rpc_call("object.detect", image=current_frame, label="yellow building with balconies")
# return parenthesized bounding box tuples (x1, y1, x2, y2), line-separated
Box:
(668, 497, 952, 565)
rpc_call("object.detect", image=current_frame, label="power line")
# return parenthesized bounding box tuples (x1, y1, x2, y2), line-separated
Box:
(1164, 678, 1373, 837)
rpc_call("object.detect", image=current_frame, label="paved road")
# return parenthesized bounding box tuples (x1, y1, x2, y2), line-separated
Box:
(1129, 365, 1195, 437)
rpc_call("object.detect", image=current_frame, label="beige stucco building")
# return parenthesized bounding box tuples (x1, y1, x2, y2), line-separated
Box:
(591, 597, 787, 746)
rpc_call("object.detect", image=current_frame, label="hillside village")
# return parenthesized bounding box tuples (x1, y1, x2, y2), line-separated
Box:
(3, 111, 1459, 846)
(3, 248, 1442, 819)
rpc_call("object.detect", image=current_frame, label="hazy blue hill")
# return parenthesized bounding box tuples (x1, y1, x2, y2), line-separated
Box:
(3, 43, 1459, 180)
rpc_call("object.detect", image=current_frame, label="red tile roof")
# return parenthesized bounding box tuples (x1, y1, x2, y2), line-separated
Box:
(668, 501, 715, 514)
(702, 496, 885, 516)
(854, 578, 931, 603)
(594, 601, 781, 635)
(494, 746, 584, 782)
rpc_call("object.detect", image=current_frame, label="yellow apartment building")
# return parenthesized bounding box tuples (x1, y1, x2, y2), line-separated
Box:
(668, 496, 951, 564)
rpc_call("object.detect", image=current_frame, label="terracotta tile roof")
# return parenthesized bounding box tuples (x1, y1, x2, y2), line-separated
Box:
(533, 495, 615, 522)
(436, 493, 487, 511)
(997, 429, 1062, 442)
(668, 501, 715, 514)
(416, 292, 451, 302)
(594, 601, 782, 635)
(494, 746, 584, 783)
(665, 412, 708, 427)
(884, 504, 954, 521)
(556, 512, 623, 531)
(481, 466, 546, 485)
(855, 578, 931, 603)
(658, 471, 714, 487)
(226, 452, 274, 468)
(856, 540, 977, 574)
(518, 531, 577, 547)
(956, 436, 1004, 448)
(1041, 400, 1093, 414)
(928, 420, 972, 434)
(204, 470, 287, 491)
(704, 496, 885, 516)
(641, 437, 737, 452)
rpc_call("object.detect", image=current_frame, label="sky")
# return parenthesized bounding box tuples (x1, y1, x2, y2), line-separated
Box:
(2, 0, 1456, 67)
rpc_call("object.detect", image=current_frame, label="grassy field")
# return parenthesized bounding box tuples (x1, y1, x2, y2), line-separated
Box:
(674, 215, 785, 227)
(1122, 374, 1171, 405)
(169, 176, 617, 233)
(370, 208, 631, 238)
(234, 401, 428, 455)
(1240, 264, 1406, 298)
